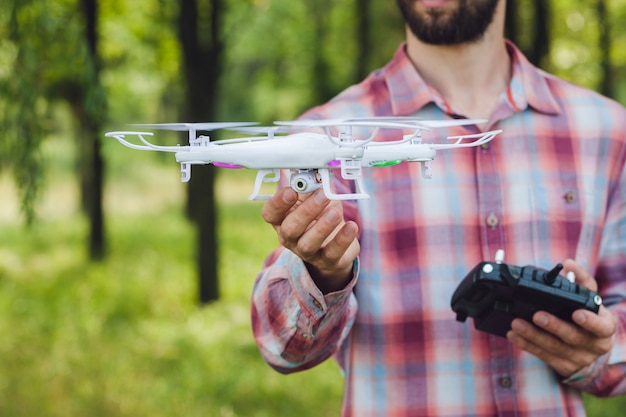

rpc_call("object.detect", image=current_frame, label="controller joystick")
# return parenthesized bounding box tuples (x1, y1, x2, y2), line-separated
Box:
(543, 263, 563, 285)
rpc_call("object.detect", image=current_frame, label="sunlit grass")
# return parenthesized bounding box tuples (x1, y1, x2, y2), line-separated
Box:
(0, 134, 343, 417)
(0, 210, 344, 417)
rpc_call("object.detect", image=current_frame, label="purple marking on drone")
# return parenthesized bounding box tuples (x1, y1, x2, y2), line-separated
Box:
(213, 162, 244, 169)
(327, 160, 341, 167)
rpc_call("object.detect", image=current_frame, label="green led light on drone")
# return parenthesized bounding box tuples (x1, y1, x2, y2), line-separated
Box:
(371, 160, 403, 167)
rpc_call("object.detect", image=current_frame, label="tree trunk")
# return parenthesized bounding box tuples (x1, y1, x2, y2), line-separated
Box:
(179, 0, 223, 303)
(81, 0, 106, 260)
(529, 0, 550, 68)
(354, 0, 371, 82)
(504, 0, 519, 45)
(596, 0, 614, 98)
(309, 0, 334, 104)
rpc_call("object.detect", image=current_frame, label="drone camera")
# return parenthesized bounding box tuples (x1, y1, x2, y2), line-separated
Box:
(290, 170, 323, 194)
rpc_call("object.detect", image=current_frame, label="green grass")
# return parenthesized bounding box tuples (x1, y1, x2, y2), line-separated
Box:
(0, 212, 344, 417)
(0, 134, 623, 416)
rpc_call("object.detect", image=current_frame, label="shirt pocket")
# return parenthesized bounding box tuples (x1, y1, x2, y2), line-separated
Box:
(529, 182, 585, 262)
(530, 183, 583, 221)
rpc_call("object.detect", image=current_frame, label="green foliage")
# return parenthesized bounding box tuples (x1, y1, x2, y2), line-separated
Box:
(4, 0, 626, 224)
(0, 0, 105, 224)
(0, 134, 343, 416)
(100, 0, 181, 122)
(542, 0, 626, 102)
(219, 0, 404, 123)
(0, 213, 344, 417)
(0, 2, 46, 223)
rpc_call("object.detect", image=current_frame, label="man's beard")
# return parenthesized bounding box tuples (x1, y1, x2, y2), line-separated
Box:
(396, 0, 499, 45)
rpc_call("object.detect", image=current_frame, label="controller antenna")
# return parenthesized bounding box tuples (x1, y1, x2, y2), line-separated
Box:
(544, 263, 564, 285)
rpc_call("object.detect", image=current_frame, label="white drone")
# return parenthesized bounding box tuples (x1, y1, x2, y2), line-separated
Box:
(105, 118, 501, 200)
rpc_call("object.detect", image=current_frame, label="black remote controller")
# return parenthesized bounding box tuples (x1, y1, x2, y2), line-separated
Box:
(450, 252, 603, 337)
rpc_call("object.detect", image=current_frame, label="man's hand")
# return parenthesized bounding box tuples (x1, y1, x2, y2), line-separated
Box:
(507, 259, 617, 377)
(261, 187, 360, 293)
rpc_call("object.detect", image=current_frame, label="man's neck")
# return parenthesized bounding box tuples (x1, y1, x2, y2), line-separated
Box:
(404, 15, 511, 120)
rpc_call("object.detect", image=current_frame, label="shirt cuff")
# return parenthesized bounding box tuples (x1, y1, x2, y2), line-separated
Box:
(285, 250, 359, 321)
(562, 351, 611, 388)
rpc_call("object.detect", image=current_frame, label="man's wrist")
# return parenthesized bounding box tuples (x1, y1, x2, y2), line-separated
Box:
(305, 261, 355, 294)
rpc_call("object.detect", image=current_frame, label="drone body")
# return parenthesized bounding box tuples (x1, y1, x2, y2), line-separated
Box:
(105, 118, 502, 200)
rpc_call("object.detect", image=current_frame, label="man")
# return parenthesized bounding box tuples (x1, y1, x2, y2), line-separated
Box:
(251, 1, 626, 415)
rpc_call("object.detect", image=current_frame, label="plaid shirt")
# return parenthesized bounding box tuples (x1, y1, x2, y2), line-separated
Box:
(251, 42, 626, 416)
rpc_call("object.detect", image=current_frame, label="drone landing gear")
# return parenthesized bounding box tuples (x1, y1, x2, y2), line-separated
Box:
(421, 161, 432, 179)
(320, 168, 369, 200)
(180, 163, 191, 182)
(249, 169, 281, 201)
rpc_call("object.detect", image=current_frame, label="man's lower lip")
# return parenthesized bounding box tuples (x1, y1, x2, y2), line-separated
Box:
(419, 0, 451, 8)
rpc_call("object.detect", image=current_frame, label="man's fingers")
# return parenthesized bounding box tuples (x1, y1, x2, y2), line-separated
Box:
(297, 206, 344, 258)
(319, 220, 360, 265)
(505, 261, 617, 377)
(307, 221, 360, 291)
(532, 310, 614, 353)
(562, 259, 598, 292)
(279, 190, 331, 245)
(572, 308, 615, 336)
(507, 327, 581, 376)
(531, 311, 595, 349)
(261, 188, 299, 225)
(261, 187, 359, 286)
(508, 318, 598, 375)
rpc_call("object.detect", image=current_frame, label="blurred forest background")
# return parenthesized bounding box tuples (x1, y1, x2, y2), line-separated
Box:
(1, 0, 625, 416)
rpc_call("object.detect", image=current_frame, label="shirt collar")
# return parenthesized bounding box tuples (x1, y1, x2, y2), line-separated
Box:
(383, 41, 561, 118)
(505, 40, 560, 116)
(384, 43, 434, 116)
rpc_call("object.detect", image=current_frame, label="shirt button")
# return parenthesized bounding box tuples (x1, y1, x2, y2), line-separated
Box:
(564, 191, 576, 204)
(486, 213, 499, 228)
(499, 375, 513, 389)
(480, 143, 490, 151)
(312, 298, 323, 310)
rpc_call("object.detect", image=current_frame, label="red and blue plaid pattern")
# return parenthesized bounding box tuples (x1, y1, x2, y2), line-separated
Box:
(252, 42, 626, 417)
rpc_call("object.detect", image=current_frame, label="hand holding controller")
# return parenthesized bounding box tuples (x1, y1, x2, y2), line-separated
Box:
(450, 250, 603, 337)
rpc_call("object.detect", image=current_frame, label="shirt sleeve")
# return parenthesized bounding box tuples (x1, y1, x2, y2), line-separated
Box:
(563, 142, 626, 396)
(251, 247, 359, 373)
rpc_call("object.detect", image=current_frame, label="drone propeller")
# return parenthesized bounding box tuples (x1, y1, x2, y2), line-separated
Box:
(275, 118, 432, 148)
(130, 122, 258, 131)
(274, 118, 432, 130)
(129, 122, 258, 144)
(275, 117, 486, 130)
(212, 136, 284, 145)
(210, 126, 295, 145)
(226, 126, 292, 136)
(362, 117, 488, 128)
